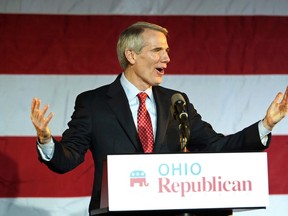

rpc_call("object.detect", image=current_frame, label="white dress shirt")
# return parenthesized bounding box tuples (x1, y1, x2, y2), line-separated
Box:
(120, 72, 157, 139)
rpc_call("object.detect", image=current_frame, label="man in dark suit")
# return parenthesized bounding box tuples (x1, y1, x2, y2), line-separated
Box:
(31, 22, 288, 216)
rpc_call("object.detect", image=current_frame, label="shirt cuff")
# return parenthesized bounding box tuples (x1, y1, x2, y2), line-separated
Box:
(258, 120, 272, 146)
(37, 138, 55, 161)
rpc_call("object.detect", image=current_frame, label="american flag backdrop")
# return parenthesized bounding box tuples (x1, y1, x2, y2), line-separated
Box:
(0, 0, 288, 215)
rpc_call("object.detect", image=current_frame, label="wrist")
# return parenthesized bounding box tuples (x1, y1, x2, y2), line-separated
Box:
(262, 117, 274, 131)
(37, 133, 52, 144)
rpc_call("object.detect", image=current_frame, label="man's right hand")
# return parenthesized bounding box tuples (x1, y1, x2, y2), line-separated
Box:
(30, 97, 54, 144)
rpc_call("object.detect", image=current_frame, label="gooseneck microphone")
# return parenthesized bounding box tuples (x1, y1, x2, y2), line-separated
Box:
(171, 93, 190, 152)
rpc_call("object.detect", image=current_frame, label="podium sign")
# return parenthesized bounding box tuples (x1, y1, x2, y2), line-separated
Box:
(107, 153, 269, 211)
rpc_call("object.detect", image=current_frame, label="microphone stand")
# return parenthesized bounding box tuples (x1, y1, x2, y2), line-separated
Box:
(179, 121, 191, 216)
(179, 119, 190, 153)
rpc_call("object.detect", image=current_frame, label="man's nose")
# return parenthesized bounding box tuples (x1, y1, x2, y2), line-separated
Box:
(162, 51, 170, 63)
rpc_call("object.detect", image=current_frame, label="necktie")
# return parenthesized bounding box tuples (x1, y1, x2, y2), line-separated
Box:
(137, 92, 154, 153)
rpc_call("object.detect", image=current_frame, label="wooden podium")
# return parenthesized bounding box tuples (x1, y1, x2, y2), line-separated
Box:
(90, 152, 269, 216)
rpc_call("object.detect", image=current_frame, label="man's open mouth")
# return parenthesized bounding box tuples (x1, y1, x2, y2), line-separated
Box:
(156, 67, 164, 74)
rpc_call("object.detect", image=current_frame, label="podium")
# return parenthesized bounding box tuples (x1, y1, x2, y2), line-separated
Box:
(90, 152, 269, 216)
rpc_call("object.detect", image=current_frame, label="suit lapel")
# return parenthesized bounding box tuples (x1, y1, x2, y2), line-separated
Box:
(153, 87, 171, 153)
(106, 75, 172, 153)
(106, 75, 143, 152)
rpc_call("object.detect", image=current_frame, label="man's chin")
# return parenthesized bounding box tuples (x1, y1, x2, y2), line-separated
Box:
(153, 78, 163, 86)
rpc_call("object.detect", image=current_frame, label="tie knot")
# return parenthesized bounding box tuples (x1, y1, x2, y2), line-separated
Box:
(137, 92, 148, 104)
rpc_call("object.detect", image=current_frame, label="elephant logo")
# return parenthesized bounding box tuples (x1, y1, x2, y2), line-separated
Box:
(130, 170, 149, 187)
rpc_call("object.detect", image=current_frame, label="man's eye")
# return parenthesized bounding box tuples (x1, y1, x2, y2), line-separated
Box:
(154, 49, 162, 52)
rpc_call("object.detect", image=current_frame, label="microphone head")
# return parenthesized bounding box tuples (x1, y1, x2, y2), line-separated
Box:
(171, 93, 186, 106)
(171, 93, 187, 120)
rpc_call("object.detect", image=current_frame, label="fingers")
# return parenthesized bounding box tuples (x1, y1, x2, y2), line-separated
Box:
(282, 86, 288, 105)
(283, 86, 288, 113)
(30, 98, 53, 144)
(31, 98, 41, 121)
(43, 111, 54, 127)
(30, 97, 54, 127)
(42, 104, 49, 118)
(273, 86, 288, 104)
(274, 92, 283, 104)
(31, 97, 37, 114)
(31, 98, 49, 116)
(277, 86, 288, 111)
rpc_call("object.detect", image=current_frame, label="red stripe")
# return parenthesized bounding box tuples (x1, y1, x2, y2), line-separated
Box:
(1, 14, 288, 75)
(0, 135, 287, 197)
(0, 136, 93, 197)
(266, 135, 288, 194)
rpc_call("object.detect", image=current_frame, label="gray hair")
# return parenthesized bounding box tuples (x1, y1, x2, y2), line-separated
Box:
(117, 22, 168, 69)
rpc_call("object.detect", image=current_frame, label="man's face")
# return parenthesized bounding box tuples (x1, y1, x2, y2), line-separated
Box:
(128, 29, 170, 90)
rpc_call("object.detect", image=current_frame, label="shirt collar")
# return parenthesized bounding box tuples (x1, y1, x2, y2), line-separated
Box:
(120, 73, 153, 102)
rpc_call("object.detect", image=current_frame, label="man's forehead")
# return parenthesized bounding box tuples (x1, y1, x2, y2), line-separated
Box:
(142, 28, 166, 36)
(142, 29, 168, 43)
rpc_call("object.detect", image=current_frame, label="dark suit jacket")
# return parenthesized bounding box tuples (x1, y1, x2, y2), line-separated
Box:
(40, 74, 270, 215)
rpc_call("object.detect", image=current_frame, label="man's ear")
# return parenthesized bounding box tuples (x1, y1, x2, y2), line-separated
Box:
(125, 49, 137, 65)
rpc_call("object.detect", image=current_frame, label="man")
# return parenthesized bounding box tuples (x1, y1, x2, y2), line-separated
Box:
(31, 22, 288, 216)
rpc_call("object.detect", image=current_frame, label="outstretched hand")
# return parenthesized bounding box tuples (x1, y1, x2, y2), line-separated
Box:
(263, 86, 288, 131)
(30, 97, 54, 144)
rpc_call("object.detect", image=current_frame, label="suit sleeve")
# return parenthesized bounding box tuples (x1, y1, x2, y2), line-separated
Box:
(183, 93, 271, 153)
(39, 92, 92, 174)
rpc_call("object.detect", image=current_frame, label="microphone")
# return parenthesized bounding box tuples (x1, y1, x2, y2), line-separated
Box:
(171, 93, 190, 152)
(171, 93, 188, 123)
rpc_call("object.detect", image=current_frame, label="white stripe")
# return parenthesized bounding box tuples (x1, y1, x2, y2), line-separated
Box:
(1, 0, 288, 15)
(1, 74, 287, 136)
(234, 195, 288, 216)
(164, 75, 288, 135)
(0, 197, 90, 216)
(0, 195, 287, 216)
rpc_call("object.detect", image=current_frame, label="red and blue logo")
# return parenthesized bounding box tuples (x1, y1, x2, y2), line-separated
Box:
(130, 170, 149, 187)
